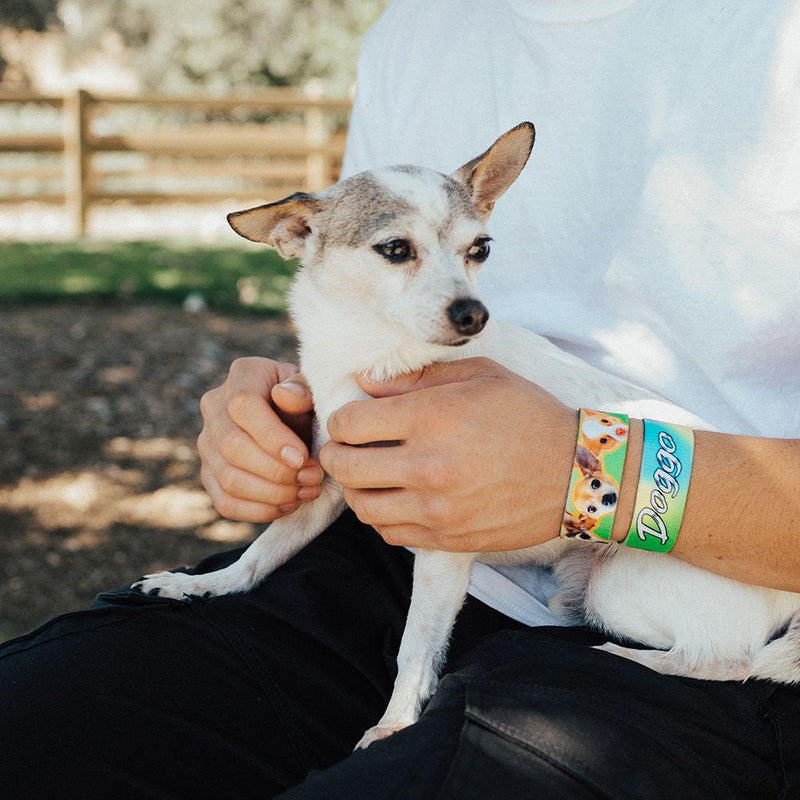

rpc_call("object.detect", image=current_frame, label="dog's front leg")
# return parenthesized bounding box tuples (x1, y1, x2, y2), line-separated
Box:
(133, 478, 346, 599)
(356, 549, 476, 750)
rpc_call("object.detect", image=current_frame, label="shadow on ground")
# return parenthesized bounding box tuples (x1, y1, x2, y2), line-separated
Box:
(0, 300, 296, 641)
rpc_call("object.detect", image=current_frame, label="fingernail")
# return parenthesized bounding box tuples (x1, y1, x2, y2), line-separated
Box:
(297, 466, 321, 486)
(280, 446, 305, 469)
(297, 485, 320, 502)
(279, 503, 299, 515)
(278, 380, 308, 397)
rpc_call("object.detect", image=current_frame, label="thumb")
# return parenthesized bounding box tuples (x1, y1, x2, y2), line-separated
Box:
(271, 373, 314, 415)
(356, 357, 499, 398)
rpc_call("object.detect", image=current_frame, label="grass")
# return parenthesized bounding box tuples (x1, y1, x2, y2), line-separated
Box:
(0, 241, 295, 314)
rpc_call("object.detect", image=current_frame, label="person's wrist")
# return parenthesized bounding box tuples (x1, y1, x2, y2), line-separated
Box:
(548, 404, 581, 538)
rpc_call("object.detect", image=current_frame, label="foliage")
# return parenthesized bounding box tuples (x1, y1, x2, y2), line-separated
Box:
(0, 0, 59, 80)
(0, 241, 296, 314)
(0, 0, 57, 31)
(59, 0, 387, 94)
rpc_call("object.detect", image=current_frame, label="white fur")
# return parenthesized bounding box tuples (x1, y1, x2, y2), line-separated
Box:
(134, 127, 800, 751)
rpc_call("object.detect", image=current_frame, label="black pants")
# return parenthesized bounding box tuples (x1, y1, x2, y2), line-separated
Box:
(1, 510, 798, 799)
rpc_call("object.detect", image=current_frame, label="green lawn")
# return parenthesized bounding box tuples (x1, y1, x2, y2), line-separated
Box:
(0, 241, 295, 313)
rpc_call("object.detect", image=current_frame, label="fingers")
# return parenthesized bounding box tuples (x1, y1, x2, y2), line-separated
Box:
(343, 487, 470, 550)
(343, 484, 457, 529)
(344, 487, 419, 525)
(201, 462, 299, 523)
(201, 421, 294, 485)
(198, 357, 324, 522)
(320, 440, 417, 489)
(200, 436, 310, 507)
(356, 357, 504, 398)
(371, 523, 434, 548)
(271, 375, 315, 457)
(328, 359, 507, 444)
(326, 394, 415, 445)
(226, 388, 309, 469)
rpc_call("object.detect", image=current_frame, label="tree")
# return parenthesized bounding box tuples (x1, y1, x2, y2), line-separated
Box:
(59, 0, 387, 94)
(0, 0, 57, 30)
(0, 0, 59, 80)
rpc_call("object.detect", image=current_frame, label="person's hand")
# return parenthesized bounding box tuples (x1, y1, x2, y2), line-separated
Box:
(319, 358, 578, 552)
(198, 357, 324, 522)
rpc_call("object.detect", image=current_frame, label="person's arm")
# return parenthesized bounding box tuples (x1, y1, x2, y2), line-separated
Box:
(610, 419, 799, 591)
(319, 357, 800, 593)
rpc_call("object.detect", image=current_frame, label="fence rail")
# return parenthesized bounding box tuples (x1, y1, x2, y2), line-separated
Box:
(0, 88, 351, 236)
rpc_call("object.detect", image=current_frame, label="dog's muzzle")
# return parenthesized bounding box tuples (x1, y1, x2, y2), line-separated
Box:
(447, 298, 489, 336)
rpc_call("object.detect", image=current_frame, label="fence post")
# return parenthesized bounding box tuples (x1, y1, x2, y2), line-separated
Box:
(64, 88, 90, 237)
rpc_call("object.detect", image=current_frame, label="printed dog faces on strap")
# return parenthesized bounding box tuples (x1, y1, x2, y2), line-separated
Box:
(561, 409, 630, 542)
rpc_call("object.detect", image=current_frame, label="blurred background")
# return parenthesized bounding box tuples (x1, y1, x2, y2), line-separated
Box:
(0, 0, 388, 641)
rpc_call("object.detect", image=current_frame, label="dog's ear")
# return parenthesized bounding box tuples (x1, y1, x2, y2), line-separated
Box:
(562, 513, 600, 539)
(451, 122, 535, 220)
(574, 444, 602, 477)
(227, 192, 325, 260)
(562, 513, 584, 534)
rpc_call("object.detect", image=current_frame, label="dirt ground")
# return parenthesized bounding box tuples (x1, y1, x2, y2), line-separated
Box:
(0, 300, 297, 642)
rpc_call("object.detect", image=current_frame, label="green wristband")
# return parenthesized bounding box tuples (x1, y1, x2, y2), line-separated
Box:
(624, 419, 695, 553)
(561, 408, 630, 542)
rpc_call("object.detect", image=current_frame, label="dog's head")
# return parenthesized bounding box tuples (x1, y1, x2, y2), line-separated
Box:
(561, 512, 608, 542)
(227, 122, 534, 347)
(579, 410, 629, 457)
(570, 445, 619, 520)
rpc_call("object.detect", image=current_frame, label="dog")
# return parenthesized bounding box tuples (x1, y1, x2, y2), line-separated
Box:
(560, 511, 606, 541)
(569, 444, 619, 521)
(134, 122, 800, 750)
(579, 409, 629, 457)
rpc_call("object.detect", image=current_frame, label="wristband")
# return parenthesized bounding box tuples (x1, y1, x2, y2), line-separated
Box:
(623, 419, 694, 553)
(560, 408, 630, 543)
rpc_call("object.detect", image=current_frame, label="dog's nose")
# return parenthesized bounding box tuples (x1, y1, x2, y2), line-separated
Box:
(447, 298, 489, 336)
(602, 492, 617, 507)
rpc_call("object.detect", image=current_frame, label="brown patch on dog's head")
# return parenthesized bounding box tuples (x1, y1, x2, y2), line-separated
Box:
(315, 173, 415, 252)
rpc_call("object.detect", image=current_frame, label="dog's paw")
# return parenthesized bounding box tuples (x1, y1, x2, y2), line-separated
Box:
(353, 724, 407, 751)
(132, 570, 210, 600)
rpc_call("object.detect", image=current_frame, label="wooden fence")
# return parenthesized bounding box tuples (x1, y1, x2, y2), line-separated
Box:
(0, 88, 351, 236)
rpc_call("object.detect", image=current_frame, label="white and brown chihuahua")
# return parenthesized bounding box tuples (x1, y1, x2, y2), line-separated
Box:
(135, 123, 800, 749)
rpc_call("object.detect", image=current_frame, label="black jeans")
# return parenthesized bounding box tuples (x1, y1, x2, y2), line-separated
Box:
(1, 510, 798, 799)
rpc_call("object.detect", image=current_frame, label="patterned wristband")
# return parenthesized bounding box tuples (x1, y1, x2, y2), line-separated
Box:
(561, 408, 630, 543)
(623, 419, 694, 553)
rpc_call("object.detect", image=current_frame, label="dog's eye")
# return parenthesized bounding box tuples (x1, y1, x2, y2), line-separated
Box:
(599, 437, 608, 444)
(467, 237, 491, 262)
(587, 505, 597, 514)
(590, 479, 601, 490)
(374, 239, 415, 263)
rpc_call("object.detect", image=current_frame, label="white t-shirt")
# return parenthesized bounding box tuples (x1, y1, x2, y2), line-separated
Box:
(341, 0, 800, 625)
